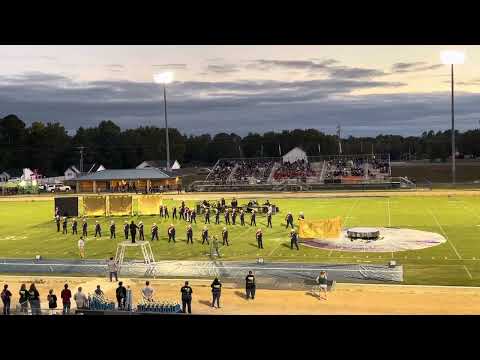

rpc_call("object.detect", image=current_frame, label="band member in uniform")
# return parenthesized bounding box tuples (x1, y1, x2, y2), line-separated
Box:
(250, 210, 257, 226)
(123, 221, 129, 240)
(179, 202, 185, 220)
(110, 220, 116, 239)
(95, 221, 101, 237)
(224, 209, 230, 225)
(139, 221, 144, 241)
(82, 218, 88, 237)
(191, 209, 196, 224)
(232, 208, 237, 225)
(55, 215, 61, 232)
(285, 212, 294, 229)
(164, 206, 169, 218)
(201, 226, 209, 245)
(298, 211, 305, 220)
(186, 224, 193, 244)
(72, 218, 78, 235)
(215, 208, 221, 224)
(172, 206, 177, 219)
(61, 217, 68, 234)
(240, 209, 245, 226)
(290, 229, 299, 250)
(130, 220, 138, 243)
(55, 206, 60, 218)
(168, 224, 176, 243)
(267, 208, 273, 228)
(151, 223, 159, 241)
(204, 207, 210, 224)
(255, 228, 264, 249)
(180, 281, 193, 314)
(245, 271, 256, 300)
(222, 227, 229, 246)
(231, 198, 238, 209)
(160, 205, 164, 218)
(221, 197, 226, 208)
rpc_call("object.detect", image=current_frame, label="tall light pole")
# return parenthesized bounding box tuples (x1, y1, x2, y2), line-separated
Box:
(441, 50, 465, 185)
(154, 71, 174, 171)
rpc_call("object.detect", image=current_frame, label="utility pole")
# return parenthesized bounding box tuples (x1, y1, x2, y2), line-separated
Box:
(336, 124, 342, 155)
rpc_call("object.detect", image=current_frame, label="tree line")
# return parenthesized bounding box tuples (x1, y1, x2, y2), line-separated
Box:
(1, 114, 479, 176)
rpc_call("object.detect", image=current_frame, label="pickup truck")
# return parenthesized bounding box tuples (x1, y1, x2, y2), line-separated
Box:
(46, 184, 72, 192)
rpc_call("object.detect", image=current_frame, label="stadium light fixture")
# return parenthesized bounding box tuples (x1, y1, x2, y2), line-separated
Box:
(440, 50, 465, 185)
(153, 72, 175, 171)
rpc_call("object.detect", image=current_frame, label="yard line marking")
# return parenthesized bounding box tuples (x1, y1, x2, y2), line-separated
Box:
(464, 265, 473, 279)
(343, 198, 360, 228)
(427, 208, 462, 260)
(328, 250, 333, 257)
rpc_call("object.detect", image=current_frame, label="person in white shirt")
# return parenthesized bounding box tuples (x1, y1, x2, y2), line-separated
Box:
(78, 237, 85, 259)
(107, 257, 118, 282)
(142, 281, 154, 302)
(74, 287, 88, 309)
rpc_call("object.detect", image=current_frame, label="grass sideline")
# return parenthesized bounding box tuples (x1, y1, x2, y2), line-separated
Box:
(1, 192, 480, 286)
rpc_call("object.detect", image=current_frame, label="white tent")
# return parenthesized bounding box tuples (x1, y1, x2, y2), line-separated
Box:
(282, 147, 307, 163)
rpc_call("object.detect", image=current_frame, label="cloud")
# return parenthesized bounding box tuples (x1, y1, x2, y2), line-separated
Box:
(1, 71, 478, 137)
(391, 62, 443, 73)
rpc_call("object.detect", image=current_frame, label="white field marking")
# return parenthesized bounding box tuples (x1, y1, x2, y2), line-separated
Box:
(464, 265, 473, 279)
(427, 208, 462, 260)
(343, 199, 360, 228)
(328, 250, 333, 257)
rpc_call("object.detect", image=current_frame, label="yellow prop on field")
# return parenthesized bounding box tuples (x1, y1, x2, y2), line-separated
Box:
(298, 217, 342, 239)
(109, 195, 133, 216)
(83, 196, 107, 216)
(137, 195, 163, 215)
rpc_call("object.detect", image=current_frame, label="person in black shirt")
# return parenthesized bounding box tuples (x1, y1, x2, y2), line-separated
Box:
(95, 221, 102, 237)
(168, 224, 176, 243)
(165, 206, 170, 218)
(224, 209, 230, 225)
(231, 198, 238, 209)
(130, 221, 138, 243)
(285, 212, 294, 229)
(186, 225, 193, 244)
(139, 221, 144, 241)
(201, 226, 209, 245)
(62, 217, 68, 234)
(116, 282, 127, 310)
(18, 284, 29, 313)
(191, 209, 197, 224)
(232, 208, 237, 225)
(256, 229, 264, 249)
(222, 227, 229, 246)
(215, 208, 221, 224)
(110, 220, 116, 239)
(1, 284, 12, 315)
(179, 202, 185, 220)
(124, 221, 129, 240)
(245, 271, 256, 300)
(172, 207, 177, 219)
(47, 289, 57, 315)
(250, 210, 257, 226)
(82, 218, 88, 237)
(204, 208, 210, 224)
(211, 278, 222, 308)
(28, 283, 41, 315)
(151, 223, 159, 241)
(72, 218, 78, 235)
(180, 281, 193, 314)
(221, 198, 226, 208)
(55, 215, 61, 232)
(290, 229, 299, 250)
(240, 209, 245, 226)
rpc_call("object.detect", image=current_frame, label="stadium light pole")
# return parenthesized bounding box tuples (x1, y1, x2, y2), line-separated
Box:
(441, 50, 465, 185)
(154, 71, 174, 171)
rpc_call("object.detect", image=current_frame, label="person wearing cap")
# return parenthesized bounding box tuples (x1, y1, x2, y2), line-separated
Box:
(222, 227, 229, 246)
(285, 211, 294, 229)
(186, 224, 193, 244)
(245, 271, 256, 300)
(62, 216, 68, 234)
(201, 226, 209, 245)
(168, 224, 176, 243)
(110, 220, 116, 239)
(123, 221, 129, 240)
(138, 221, 144, 241)
(72, 218, 78, 235)
(290, 229, 299, 250)
(82, 217, 88, 237)
(256, 228, 263, 249)
(211, 278, 222, 308)
(151, 223, 159, 241)
(95, 220, 102, 237)
(250, 209, 257, 226)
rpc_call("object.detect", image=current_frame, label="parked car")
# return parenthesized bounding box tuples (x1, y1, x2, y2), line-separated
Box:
(46, 184, 71, 192)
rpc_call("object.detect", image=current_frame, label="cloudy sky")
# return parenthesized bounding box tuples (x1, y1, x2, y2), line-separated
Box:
(0, 45, 479, 136)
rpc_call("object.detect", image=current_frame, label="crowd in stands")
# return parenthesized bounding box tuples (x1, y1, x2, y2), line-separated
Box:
(231, 159, 275, 184)
(273, 160, 316, 181)
(324, 156, 390, 180)
(207, 160, 236, 184)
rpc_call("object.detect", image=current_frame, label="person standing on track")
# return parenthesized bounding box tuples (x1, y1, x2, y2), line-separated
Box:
(61, 284, 72, 315)
(1, 284, 12, 315)
(211, 278, 222, 308)
(245, 271, 256, 300)
(110, 220, 116, 239)
(28, 283, 40, 315)
(116, 282, 127, 310)
(180, 281, 193, 314)
(18, 284, 29, 313)
(47, 289, 57, 315)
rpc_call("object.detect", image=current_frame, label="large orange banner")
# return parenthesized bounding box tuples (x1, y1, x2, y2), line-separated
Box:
(298, 217, 342, 239)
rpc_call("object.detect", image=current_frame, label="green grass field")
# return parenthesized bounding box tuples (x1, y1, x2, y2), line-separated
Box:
(1, 194, 480, 286)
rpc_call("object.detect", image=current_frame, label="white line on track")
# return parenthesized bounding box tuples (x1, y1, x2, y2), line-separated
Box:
(427, 208, 462, 260)
(464, 265, 473, 279)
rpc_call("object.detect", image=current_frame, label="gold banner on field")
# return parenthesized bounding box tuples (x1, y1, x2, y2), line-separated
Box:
(298, 217, 342, 239)
(83, 196, 107, 216)
(109, 195, 132, 216)
(137, 195, 163, 215)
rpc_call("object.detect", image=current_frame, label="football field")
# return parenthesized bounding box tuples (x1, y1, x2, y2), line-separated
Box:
(1, 192, 480, 286)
